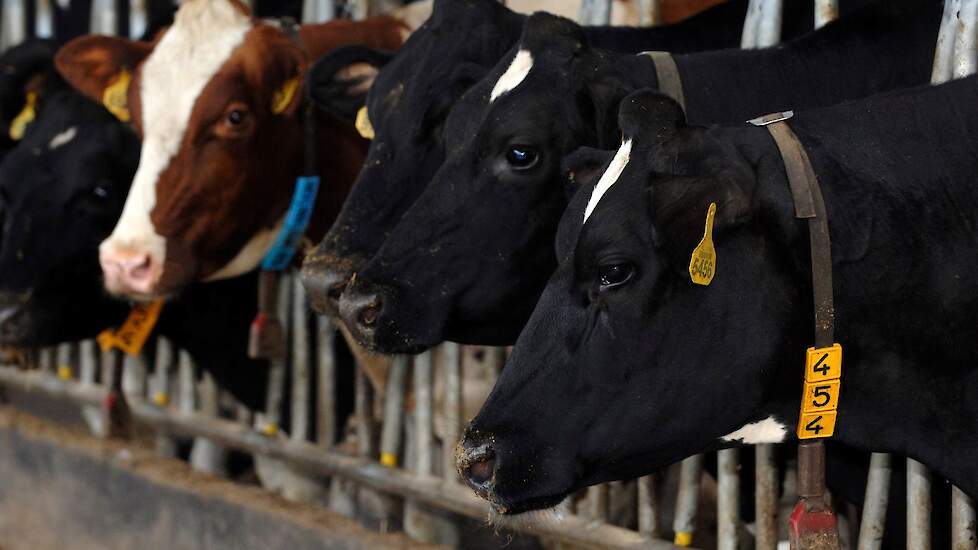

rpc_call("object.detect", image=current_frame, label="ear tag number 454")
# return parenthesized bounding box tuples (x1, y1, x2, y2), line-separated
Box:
(797, 343, 843, 439)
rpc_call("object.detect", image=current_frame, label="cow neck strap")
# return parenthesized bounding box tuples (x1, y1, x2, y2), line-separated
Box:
(750, 111, 841, 550)
(641, 51, 685, 111)
(249, 18, 321, 361)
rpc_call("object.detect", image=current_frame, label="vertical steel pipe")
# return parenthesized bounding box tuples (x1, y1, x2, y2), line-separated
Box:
(756, 0, 783, 48)
(716, 448, 739, 550)
(637, 475, 659, 537)
(56, 342, 74, 380)
(907, 458, 932, 550)
(814, 0, 838, 29)
(315, 315, 336, 447)
(953, 485, 978, 550)
(121, 352, 147, 400)
(953, 0, 978, 78)
(379, 355, 408, 468)
(355, 364, 376, 458)
(755, 444, 779, 550)
(302, 0, 335, 23)
(672, 454, 704, 547)
(637, 0, 662, 26)
(856, 452, 892, 550)
(740, 0, 763, 49)
(578, 0, 612, 26)
(441, 343, 462, 482)
(152, 337, 174, 407)
(588, 484, 609, 522)
(38, 346, 54, 372)
(1, 0, 26, 51)
(79, 339, 104, 436)
(933, 0, 962, 84)
(291, 276, 311, 442)
(413, 351, 433, 475)
(178, 349, 195, 415)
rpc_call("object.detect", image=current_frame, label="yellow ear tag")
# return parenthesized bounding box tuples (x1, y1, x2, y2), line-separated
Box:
(96, 300, 163, 356)
(102, 69, 132, 122)
(272, 76, 300, 114)
(9, 91, 37, 141)
(355, 105, 374, 140)
(688, 202, 717, 286)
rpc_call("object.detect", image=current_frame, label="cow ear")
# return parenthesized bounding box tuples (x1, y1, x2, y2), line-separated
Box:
(562, 146, 614, 200)
(0, 39, 59, 141)
(617, 89, 685, 144)
(55, 35, 152, 120)
(584, 75, 631, 149)
(308, 45, 394, 122)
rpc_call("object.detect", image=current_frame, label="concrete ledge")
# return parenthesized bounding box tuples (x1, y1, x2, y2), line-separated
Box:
(0, 406, 440, 550)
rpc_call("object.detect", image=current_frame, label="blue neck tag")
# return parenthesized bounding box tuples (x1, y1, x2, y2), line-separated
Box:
(261, 175, 320, 271)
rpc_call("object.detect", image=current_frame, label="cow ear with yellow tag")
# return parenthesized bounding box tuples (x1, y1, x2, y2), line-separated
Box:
(9, 92, 37, 141)
(54, 35, 152, 119)
(272, 75, 302, 115)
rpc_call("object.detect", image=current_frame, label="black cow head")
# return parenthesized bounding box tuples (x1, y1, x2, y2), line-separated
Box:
(301, 0, 525, 316)
(0, 88, 138, 345)
(456, 90, 809, 514)
(336, 13, 642, 352)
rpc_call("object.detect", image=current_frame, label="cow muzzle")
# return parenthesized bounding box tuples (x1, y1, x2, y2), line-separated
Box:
(99, 245, 164, 298)
(300, 252, 361, 317)
(337, 284, 385, 348)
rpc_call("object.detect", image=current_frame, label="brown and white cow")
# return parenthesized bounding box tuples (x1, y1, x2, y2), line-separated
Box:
(55, 0, 406, 300)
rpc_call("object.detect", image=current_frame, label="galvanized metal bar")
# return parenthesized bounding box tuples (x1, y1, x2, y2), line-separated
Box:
(38, 346, 54, 372)
(637, 474, 659, 537)
(414, 351, 433, 475)
(190, 368, 228, 477)
(178, 349, 195, 414)
(122, 352, 148, 400)
(260, 275, 292, 434)
(78, 339, 104, 436)
(0, 365, 672, 550)
(933, 0, 963, 84)
(741, 0, 763, 49)
(672, 454, 704, 547)
(578, 0, 612, 26)
(441, 343, 462, 482)
(953, 485, 977, 550)
(756, 0, 783, 48)
(637, 0, 663, 26)
(291, 276, 311, 442)
(754, 444, 778, 550)
(856, 452, 891, 550)
(315, 315, 336, 447)
(90, 0, 117, 34)
(907, 458, 932, 550)
(953, 0, 978, 79)
(716, 449, 739, 550)
(379, 355, 408, 468)
(814, 0, 838, 29)
(152, 337, 174, 407)
(588, 484, 609, 522)
(1, 0, 26, 51)
(302, 0, 335, 24)
(55, 342, 74, 380)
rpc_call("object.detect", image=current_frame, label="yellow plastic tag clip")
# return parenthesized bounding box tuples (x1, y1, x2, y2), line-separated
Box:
(797, 343, 843, 440)
(96, 300, 163, 356)
(57, 365, 72, 381)
(9, 91, 37, 141)
(272, 76, 300, 114)
(355, 105, 374, 140)
(380, 452, 398, 468)
(688, 202, 717, 286)
(152, 392, 169, 407)
(102, 69, 132, 122)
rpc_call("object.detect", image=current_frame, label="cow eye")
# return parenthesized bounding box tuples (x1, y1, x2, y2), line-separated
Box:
(227, 109, 247, 126)
(598, 263, 634, 291)
(505, 145, 539, 170)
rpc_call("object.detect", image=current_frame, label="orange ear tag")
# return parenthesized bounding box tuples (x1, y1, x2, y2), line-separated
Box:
(9, 92, 37, 141)
(355, 106, 374, 139)
(97, 300, 163, 356)
(688, 202, 717, 286)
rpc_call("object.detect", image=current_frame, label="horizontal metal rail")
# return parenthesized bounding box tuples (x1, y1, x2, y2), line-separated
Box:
(0, 365, 681, 550)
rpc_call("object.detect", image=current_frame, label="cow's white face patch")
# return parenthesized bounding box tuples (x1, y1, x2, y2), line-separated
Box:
(48, 126, 77, 150)
(101, 0, 251, 270)
(490, 49, 533, 103)
(582, 139, 632, 224)
(720, 416, 787, 444)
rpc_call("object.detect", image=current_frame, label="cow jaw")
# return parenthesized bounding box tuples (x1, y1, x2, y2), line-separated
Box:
(204, 216, 285, 282)
(100, 0, 251, 299)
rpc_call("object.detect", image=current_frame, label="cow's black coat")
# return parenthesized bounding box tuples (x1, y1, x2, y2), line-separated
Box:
(459, 79, 978, 512)
(340, 0, 939, 353)
(301, 0, 876, 316)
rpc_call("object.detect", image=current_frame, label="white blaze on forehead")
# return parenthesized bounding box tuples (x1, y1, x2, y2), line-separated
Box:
(48, 126, 77, 150)
(102, 0, 251, 264)
(490, 49, 533, 103)
(582, 139, 632, 224)
(721, 416, 787, 444)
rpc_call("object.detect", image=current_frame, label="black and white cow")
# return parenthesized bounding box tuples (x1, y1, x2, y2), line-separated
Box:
(334, 1, 939, 353)
(300, 0, 877, 316)
(457, 79, 978, 512)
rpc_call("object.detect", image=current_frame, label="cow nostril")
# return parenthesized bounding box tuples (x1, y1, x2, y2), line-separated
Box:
(465, 453, 496, 488)
(359, 301, 381, 327)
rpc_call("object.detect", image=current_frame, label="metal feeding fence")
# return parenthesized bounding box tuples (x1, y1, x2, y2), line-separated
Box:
(0, 1, 977, 549)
